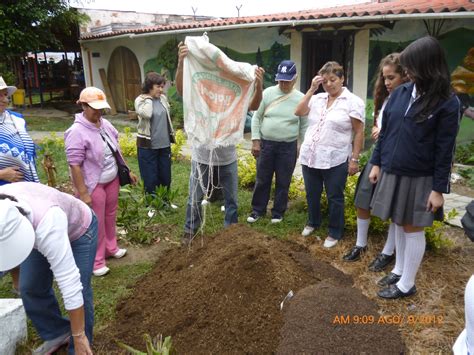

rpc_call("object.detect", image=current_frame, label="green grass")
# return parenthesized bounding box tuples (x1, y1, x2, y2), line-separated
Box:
(23, 115, 137, 133)
(25, 115, 75, 132)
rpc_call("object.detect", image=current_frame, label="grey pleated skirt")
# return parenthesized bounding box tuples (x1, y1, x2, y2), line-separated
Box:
(354, 162, 375, 210)
(370, 170, 443, 227)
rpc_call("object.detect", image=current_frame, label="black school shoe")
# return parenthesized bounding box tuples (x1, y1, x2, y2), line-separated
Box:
(377, 284, 417, 299)
(368, 253, 395, 272)
(377, 272, 401, 287)
(342, 245, 367, 262)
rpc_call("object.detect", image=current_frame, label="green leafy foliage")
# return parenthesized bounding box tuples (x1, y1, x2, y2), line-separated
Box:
(168, 93, 184, 129)
(171, 129, 186, 161)
(118, 334, 173, 355)
(455, 141, 474, 165)
(425, 209, 458, 251)
(458, 167, 474, 188)
(288, 176, 305, 200)
(237, 149, 257, 188)
(156, 38, 179, 80)
(0, 0, 88, 56)
(117, 182, 178, 245)
(0, 62, 16, 85)
(119, 127, 137, 157)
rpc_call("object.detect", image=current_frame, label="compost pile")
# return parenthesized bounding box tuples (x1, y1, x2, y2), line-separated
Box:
(95, 224, 405, 354)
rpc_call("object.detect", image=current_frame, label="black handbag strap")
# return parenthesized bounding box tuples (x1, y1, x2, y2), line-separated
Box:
(100, 131, 121, 164)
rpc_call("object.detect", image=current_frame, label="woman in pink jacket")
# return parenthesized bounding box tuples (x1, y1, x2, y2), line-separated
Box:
(65, 87, 136, 277)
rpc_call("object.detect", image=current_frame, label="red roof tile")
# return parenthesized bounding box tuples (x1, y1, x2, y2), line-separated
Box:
(80, 0, 474, 40)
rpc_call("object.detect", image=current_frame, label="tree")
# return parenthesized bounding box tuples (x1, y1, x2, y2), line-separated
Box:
(156, 38, 179, 80)
(0, 0, 88, 57)
(268, 41, 286, 77)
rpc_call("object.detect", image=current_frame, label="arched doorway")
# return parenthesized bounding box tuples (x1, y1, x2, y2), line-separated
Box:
(107, 46, 141, 112)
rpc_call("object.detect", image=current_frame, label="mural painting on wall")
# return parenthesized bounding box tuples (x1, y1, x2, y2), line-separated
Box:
(143, 37, 289, 91)
(367, 19, 474, 109)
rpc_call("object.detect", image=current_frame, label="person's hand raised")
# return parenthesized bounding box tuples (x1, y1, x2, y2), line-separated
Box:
(310, 75, 324, 92)
(177, 42, 189, 63)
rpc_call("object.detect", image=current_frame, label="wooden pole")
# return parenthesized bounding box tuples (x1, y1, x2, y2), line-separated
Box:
(99, 68, 117, 115)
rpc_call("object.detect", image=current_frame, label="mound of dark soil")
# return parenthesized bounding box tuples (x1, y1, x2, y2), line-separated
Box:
(95, 224, 405, 354)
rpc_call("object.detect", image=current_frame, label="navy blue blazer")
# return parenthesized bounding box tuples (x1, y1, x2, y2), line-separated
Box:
(371, 82, 460, 193)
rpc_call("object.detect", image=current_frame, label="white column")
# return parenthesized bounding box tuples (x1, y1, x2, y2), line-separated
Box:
(290, 31, 303, 91)
(353, 29, 370, 102)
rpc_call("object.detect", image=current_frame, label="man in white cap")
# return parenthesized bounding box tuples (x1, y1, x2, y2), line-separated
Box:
(0, 182, 97, 354)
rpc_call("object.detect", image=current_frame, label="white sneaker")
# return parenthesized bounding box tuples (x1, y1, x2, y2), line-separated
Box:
(33, 332, 71, 354)
(147, 209, 156, 218)
(170, 203, 178, 210)
(93, 266, 110, 277)
(323, 237, 339, 248)
(271, 217, 283, 223)
(301, 226, 315, 237)
(221, 205, 225, 212)
(113, 248, 127, 259)
(247, 212, 260, 223)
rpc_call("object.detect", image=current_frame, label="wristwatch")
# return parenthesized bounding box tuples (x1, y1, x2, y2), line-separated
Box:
(350, 158, 359, 163)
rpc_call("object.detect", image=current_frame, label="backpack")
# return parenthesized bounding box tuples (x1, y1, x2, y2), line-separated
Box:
(461, 200, 474, 242)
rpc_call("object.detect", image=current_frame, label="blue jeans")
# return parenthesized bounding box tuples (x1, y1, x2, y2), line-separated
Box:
(138, 147, 172, 195)
(184, 160, 238, 233)
(302, 162, 348, 239)
(20, 213, 98, 351)
(251, 139, 297, 218)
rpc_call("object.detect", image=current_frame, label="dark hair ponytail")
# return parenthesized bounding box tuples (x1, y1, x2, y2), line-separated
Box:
(400, 36, 451, 122)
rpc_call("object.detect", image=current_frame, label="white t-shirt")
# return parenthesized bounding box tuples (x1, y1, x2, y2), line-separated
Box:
(98, 134, 118, 184)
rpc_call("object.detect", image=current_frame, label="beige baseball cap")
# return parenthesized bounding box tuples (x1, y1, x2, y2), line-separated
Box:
(77, 87, 111, 110)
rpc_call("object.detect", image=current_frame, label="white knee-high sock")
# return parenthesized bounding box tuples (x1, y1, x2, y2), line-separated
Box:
(465, 275, 474, 353)
(392, 224, 405, 276)
(356, 217, 370, 247)
(381, 222, 396, 256)
(397, 230, 426, 293)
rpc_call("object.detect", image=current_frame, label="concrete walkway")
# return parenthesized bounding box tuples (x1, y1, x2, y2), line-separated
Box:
(24, 107, 470, 229)
(444, 193, 471, 228)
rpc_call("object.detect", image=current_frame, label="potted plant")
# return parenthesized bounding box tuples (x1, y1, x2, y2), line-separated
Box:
(126, 99, 138, 120)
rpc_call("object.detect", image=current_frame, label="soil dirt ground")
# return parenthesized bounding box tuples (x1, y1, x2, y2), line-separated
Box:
(95, 224, 406, 354)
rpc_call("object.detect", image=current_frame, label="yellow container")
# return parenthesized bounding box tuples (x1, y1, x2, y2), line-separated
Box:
(12, 89, 25, 106)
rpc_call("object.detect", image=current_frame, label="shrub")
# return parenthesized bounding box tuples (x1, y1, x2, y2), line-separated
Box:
(171, 129, 186, 161)
(288, 176, 305, 200)
(458, 167, 474, 188)
(425, 209, 458, 251)
(117, 182, 178, 245)
(119, 127, 137, 157)
(455, 141, 474, 165)
(168, 94, 184, 129)
(237, 149, 256, 188)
